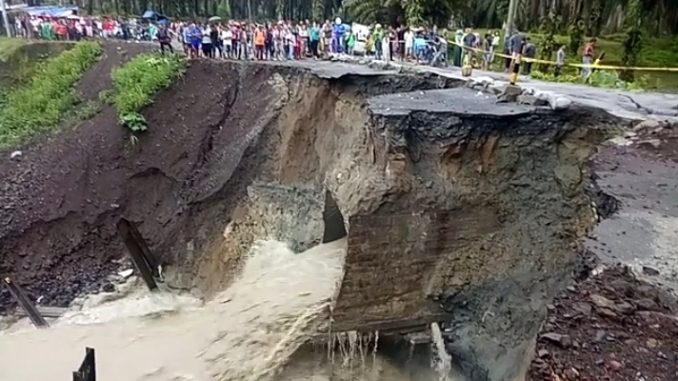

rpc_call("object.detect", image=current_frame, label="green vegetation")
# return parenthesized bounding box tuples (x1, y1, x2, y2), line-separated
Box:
(0, 37, 30, 61)
(111, 54, 185, 133)
(0, 41, 102, 149)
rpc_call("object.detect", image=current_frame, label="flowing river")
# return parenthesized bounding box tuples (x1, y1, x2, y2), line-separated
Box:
(0, 239, 451, 381)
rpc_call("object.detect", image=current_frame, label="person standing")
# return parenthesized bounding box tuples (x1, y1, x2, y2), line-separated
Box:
(581, 38, 596, 78)
(254, 25, 266, 60)
(404, 27, 414, 60)
(157, 24, 173, 55)
(522, 37, 536, 75)
(201, 25, 213, 58)
(555, 45, 566, 77)
(221, 24, 233, 58)
(481, 33, 493, 71)
(373, 24, 384, 60)
(309, 22, 320, 59)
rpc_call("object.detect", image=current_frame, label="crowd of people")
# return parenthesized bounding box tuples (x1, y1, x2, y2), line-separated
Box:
(11, 12, 598, 78)
(12, 14, 165, 42)
(167, 18, 453, 66)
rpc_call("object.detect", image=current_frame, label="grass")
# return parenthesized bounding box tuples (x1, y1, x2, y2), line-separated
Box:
(111, 54, 185, 132)
(0, 41, 102, 149)
(0, 37, 30, 62)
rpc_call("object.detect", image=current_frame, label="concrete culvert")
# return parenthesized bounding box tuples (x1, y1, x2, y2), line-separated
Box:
(322, 189, 347, 243)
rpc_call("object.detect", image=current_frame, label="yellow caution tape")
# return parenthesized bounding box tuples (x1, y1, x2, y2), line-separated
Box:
(448, 40, 678, 72)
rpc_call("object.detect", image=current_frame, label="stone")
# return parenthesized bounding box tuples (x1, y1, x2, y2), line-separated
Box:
(517, 94, 548, 106)
(608, 360, 623, 370)
(642, 266, 660, 276)
(497, 84, 522, 103)
(635, 298, 659, 311)
(614, 300, 635, 315)
(549, 95, 572, 110)
(538, 349, 550, 358)
(572, 302, 592, 315)
(646, 338, 658, 348)
(564, 367, 580, 380)
(540, 332, 571, 348)
(598, 308, 619, 319)
(102, 283, 115, 293)
(590, 293, 616, 310)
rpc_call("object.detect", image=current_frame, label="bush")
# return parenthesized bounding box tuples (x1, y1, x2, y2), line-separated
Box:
(530, 67, 646, 90)
(0, 41, 102, 149)
(111, 54, 185, 132)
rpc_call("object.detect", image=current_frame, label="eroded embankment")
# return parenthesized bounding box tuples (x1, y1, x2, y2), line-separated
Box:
(0, 60, 464, 314)
(0, 59, 624, 380)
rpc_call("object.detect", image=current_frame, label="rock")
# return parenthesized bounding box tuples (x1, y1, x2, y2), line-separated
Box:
(549, 95, 572, 110)
(540, 332, 572, 348)
(614, 300, 635, 315)
(608, 360, 623, 370)
(10, 151, 22, 159)
(538, 349, 550, 358)
(646, 338, 658, 348)
(564, 367, 580, 380)
(635, 298, 659, 311)
(595, 329, 607, 343)
(572, 302, 592, 315)
(497, 84, 522, 103)
(590, 293, 616, 310)
(118, 269, 134, 279)
(517, 94, 548, 106)
(642, 266, 660, 276)
(102, 283, 115, 293)
(598, 308, 619, 319)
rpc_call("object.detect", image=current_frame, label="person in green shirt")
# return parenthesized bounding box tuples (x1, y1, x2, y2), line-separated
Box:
(373, 24, 384, 60)
(346, 29, 356, 55)
(309, 22, 321, 59)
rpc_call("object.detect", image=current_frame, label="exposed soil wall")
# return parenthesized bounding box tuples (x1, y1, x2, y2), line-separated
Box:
(0, 57, 625, 380)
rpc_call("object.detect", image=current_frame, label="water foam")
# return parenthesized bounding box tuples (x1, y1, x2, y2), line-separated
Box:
(0, 239, 346, 381)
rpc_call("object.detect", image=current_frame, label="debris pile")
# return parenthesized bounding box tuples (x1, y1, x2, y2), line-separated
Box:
(529, 267, 678, 381)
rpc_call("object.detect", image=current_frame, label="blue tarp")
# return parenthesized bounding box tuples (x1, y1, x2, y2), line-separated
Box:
(24, 6, 78, 18)
(141, 10, 167, 21)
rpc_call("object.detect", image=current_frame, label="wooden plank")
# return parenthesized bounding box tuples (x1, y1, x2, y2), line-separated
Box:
(16, 306, 69, 318)
(116, 219, 158, 291)
(2, 277, 48, 328)
(73, 347, 96, 381)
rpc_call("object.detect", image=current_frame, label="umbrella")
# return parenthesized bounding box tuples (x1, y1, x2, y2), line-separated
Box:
(208, 16, 221, 22)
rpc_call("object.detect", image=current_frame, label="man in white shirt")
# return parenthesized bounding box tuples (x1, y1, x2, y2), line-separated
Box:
(404, 27, 414, 59)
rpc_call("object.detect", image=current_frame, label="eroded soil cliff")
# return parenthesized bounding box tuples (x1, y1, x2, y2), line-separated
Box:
(0, 57, 635, 380)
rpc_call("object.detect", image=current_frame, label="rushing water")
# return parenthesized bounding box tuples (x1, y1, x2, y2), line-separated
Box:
(0, 238, 456, 381)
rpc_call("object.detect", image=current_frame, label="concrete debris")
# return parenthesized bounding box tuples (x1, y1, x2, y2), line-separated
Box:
(118, 269, 134, 279)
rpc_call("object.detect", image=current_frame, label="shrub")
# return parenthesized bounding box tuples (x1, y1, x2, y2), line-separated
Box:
(0, 41, 102, 149)
(111, 54, 185, 132)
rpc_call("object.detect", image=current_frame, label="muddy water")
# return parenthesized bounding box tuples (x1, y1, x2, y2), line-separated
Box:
(0, 240, 347, 381)
(0, 238, 454, 381)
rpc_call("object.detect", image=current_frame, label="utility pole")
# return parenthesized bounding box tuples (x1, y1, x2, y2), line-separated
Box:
(0, 0, 10, 38)
(505, 0, 518, 38)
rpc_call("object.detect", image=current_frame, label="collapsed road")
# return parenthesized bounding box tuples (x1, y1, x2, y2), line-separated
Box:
(1, 49, 677, 381)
